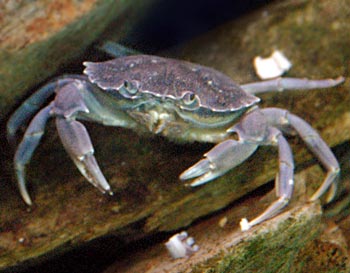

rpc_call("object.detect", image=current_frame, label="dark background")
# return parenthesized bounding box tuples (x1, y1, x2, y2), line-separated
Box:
(122, 0, 273, 53)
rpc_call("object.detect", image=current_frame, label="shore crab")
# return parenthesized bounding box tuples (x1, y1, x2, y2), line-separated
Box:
(7, 52, 344, 230)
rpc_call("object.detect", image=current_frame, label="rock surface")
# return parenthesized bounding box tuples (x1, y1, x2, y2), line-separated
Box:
(1, 0, 350, 271)
(0, 0, 156, 122)
(105, 166, 349, 273)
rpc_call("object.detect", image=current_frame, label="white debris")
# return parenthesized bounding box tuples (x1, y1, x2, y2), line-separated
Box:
(165, 231, 199, 259)
(253, 50, 292, 79)
(240, 218, 251, 231)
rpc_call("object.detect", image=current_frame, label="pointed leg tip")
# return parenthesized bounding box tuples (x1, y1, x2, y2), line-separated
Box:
(309, 192, 321, 203)
(335, 76, 345, 84)
(98, 184, 114, 196)
(309, 196, 317, 202)
(325, 191, 336, 204)
(22, 193, 33, 206)
(240, 218, 252, 231)
(309, 187, 336, 204)
(17, 175, 33, 206)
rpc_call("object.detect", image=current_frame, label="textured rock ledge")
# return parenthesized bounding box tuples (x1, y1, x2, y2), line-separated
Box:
(0, 0, 156, 122)
(105, 167, 349, 273)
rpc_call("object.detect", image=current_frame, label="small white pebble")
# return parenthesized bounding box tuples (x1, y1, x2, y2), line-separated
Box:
(165, 231, 199, 259)
(192, 244, 200, 252)
(186, 237, 195, 246)
(254, 50, 292, 80)
(240, 218, 251, 231)
(218, 216, 228, 228)
(18, 237, 25, 243)
(165, 235, 187, 259)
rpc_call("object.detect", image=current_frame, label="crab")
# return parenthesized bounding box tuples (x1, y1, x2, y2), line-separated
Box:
(7, 52, 344, 230)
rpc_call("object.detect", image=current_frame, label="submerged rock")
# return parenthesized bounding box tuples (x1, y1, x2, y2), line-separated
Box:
(0, 0, 157, 122)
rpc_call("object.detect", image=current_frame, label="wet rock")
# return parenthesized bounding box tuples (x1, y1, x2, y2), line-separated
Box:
(0, 0, 156, 122)
(105, 166, 349, 273)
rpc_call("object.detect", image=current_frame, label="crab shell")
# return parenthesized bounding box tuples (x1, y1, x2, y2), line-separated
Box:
(83, 55, 260, 113)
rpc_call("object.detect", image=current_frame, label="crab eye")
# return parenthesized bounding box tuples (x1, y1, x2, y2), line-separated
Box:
(120, 80, 139, 97)
(181, 92, 200, 109)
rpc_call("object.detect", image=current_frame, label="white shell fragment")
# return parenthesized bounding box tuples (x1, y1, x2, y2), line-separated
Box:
(165, 231, 199, 259)
(240, 218, 251, 231)
(253, 50, 292, 79)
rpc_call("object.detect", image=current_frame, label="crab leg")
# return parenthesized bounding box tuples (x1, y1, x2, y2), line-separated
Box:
(55, 118, 113, 196)
(241, 76, 344, 94)
(241, 128, 294, 230)
(288, 114, 339, 202)
(14, 103, 54, 205)
(7, 75, 86, 144)
(180, 139, 258, 186)
(98, 41, 141, 58)
(261, 108, 340, 202)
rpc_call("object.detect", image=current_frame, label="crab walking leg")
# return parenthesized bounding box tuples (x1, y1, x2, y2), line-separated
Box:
(241, 128, 294, 231)
(241, 76, 344, 95)
(262, 108, 340, 202)
(99, 41, 141, 58)
(180, 139, 258, 186)
(7, 75, 86, 144)
(55, 118, 113, 195)
(287, 113, 340, 202)
(14, 103, 54, 205)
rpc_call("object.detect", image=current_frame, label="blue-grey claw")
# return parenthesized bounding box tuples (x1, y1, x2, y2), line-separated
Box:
(15, 165, 32, 206)
(179, 159, 212, 186)
(180, 140, 258, 187)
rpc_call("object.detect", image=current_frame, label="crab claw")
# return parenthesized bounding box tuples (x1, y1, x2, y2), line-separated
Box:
(180, 158, 215, 186)
(180, 140, 258, 187)
(56, 118, 113, 196)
